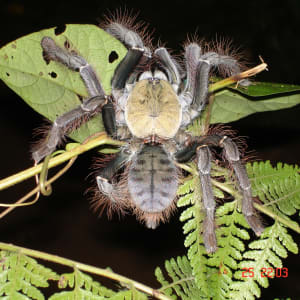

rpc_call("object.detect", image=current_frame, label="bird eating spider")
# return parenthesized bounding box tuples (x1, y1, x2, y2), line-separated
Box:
(32, 14, 264, 253)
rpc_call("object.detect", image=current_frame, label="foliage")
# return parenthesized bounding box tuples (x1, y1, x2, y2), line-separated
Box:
(0, 24, 299, 299)
(155, 161, 299, 300)
(0, 24, 127, 142)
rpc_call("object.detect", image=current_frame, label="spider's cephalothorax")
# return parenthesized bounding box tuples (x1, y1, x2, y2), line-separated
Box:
(33, 15, 264, 253)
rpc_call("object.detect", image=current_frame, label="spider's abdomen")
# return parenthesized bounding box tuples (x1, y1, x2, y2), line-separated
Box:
(125, 79, 181, 139)
(128, 145, 178, 228)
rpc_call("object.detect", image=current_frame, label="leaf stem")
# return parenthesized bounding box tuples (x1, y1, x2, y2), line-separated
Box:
(0, 242, 172, 300)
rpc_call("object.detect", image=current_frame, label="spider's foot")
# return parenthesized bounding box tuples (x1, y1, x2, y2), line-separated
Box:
(245, 214, 264, 236)
(32, 144, 53, 163)
(203, 218, 217, 253)
(203, 230, 217, 253)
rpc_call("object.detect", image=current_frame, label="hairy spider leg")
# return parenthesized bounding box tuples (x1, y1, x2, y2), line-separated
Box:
(218, 136, 264, 236)
(183, 43, 245, 115)
(96, 149, 130, 202)
(32, 37, 108, 162)
(196, 145, 217, 253)
(175, 134, 264, 252)
(33, 31, 145, 162)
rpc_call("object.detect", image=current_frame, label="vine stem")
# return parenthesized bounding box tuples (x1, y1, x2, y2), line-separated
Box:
(0, 242, 172, 300)
(0, 133, 124, 191)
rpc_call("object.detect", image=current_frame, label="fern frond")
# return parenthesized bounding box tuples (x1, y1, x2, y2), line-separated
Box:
(229, 221, 298, 299)
(205, 201, 251, 300)
(0, 250, 59, 300)
(177, 173, 209, 296)
(247, 161, 300, 217)
(155, 256, 206, 300)
(176, 159, 299, 300)
(49, 268, 116, 299)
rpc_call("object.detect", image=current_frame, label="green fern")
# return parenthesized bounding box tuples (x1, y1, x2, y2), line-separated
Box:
(166, 160, 300, 300)
(230, 221, 298, 299)
(155, 256, 202, 299)
(49, 268, 116, 299)
(0, 250, 59, 300)
(247, 161, 300, 218)
(176, 171, 209, 296)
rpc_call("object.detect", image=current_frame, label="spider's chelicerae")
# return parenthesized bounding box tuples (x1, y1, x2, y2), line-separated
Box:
(33, 15, 264, 253)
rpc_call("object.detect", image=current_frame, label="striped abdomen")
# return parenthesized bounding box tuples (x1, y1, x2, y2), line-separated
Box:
(128, 145, 178, 227)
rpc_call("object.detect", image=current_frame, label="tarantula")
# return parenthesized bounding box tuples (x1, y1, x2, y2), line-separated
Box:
(33, 15, 264, 253)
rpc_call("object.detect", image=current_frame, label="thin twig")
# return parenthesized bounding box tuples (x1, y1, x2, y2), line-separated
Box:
(0, 133, 124, 191)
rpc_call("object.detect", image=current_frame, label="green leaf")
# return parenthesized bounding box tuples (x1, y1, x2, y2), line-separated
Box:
(211, 89, 300, 124)
(0, 24, 127, 142)
(230, 81, 300, 97)
(229, 221, 298, 299)
(247, 161, 300, 218)
(155, 256, 205, 300)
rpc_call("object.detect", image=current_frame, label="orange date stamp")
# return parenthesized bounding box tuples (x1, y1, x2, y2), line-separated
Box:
(241, 267, 288, 278)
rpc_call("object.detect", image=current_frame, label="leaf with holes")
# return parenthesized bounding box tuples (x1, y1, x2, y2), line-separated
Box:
(0, 24, 127, 142)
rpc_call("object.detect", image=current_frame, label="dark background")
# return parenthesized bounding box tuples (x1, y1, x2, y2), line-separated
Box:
(0, 0, 299, 299)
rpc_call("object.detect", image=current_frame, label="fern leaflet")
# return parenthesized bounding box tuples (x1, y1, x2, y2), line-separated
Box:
(49, 268, 116, 299)
(247, 161, 300, 217)
(0, 250, 59, 300)
(230, 221, 298, 299)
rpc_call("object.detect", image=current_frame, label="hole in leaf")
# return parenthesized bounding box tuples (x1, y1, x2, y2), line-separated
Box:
(108, 51, 118, 63)
(6, 72, 10, 77)
(54, 24, 66, 35)
(49, 72, 57, 78)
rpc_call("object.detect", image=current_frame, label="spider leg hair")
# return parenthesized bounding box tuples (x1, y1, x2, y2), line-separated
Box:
(196, 145, 217, 253)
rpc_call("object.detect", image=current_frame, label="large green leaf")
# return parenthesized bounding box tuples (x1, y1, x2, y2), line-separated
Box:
(212, 88, 300, 124)
(231, 81, 300, 97)
(0, 24, 127, 142)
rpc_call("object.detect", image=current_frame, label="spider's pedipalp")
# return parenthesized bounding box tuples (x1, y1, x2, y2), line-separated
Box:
(111, 48, 144, 91)
(196, 145, 217, 253)
(155, 47, 181, 89)
(183, 43, 201, 95)
(220, 136, 264, 235)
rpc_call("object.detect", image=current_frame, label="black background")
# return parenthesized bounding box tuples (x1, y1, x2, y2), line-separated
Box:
(0, 0, 299, 299)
